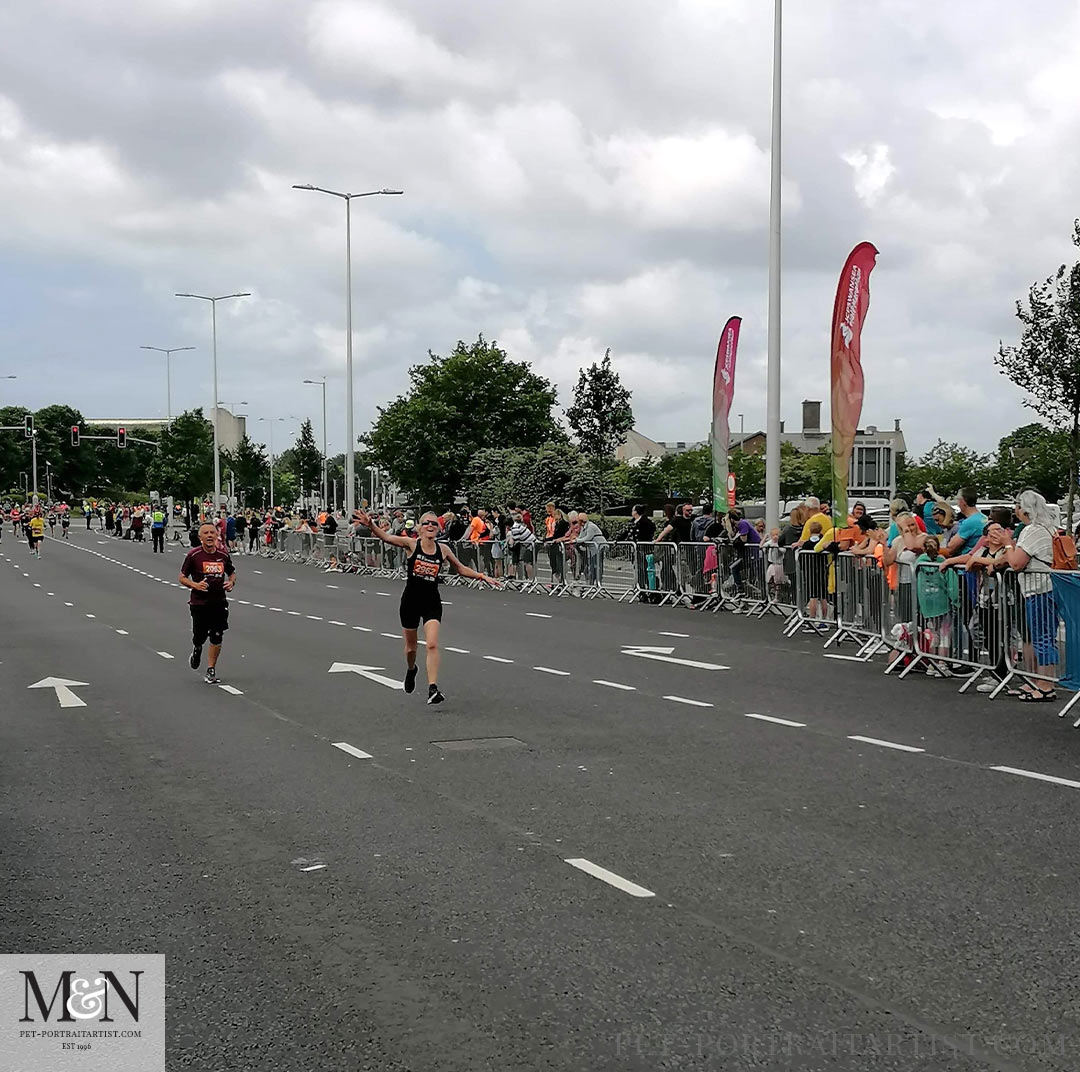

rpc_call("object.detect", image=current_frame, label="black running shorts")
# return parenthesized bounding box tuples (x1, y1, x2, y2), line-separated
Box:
(399, 587, 442, 630)
(191, 603, 229, 646)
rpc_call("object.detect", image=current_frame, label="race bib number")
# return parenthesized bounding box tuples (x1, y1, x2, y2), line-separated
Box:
(413, 558, 440, 580)
(203, 562, 225, 576)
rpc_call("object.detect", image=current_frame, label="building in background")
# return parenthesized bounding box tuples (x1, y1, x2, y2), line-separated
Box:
(85, 408, 247, 453)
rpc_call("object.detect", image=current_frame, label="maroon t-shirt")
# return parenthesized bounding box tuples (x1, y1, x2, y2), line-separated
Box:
(181, 548, 234, 606)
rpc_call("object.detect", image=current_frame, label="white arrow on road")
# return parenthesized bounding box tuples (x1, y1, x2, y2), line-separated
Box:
(328, 662, 404, 690)
(621, 646, 729, 671)
(28, 677, 89, 708)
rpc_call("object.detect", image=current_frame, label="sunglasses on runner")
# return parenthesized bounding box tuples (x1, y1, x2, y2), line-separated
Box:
(420, 519, 439, 526)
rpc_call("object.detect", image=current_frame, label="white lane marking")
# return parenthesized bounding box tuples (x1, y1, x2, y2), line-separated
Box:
(526, 612, 553, 619)
(745, 713, 806, 728)
(332, 742, 373, 760)
(288, 610, 301, 616)
(253, 603, 266, 608)
(446, 646, 469, 654)
(85, 613, 96, 619)
(115, 629, 129, 636)
(990, 766, 1080, 789)
(594, 679, 636, 691)
(623, 646, 728, 671)
(353, 625, 372, 632)
(664, 695, 713, 708)
(237, 599, 251, 605)
(64, 602, 73, 607)
(534, 666, 571, 676)
(329, 620, 347, 626)
(326, 584, 339, 589)
(47, 592, 54, 597)
(564, 858, 655, 898)
(483, 655, 514, 663)
(376, 592, 391, 597)
(287, 578, 296, 582)
(824, 653, 870, 662)
(307, 615, 323, 620)
(381, 631, 398, 638)
(442, 601, 453, 605)
(270, 607, 283, 612)
(218, 684, 244, 695)
(33, 582, 40, 588)
(299, 863, 327, 872)
(328, 662, 404, 690)
(156, 651, 174, 660)
(658, 631, 690, 637)
(253, 570, 262, 574)
(848, 735, 925, 753)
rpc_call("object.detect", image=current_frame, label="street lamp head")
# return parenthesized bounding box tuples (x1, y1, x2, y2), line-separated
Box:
(381, 189, 404, 195)
(292, 184, 316, 190)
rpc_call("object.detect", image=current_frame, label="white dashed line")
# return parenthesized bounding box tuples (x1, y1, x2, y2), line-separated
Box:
(287, 578, 296, 582)
(218, 684, 244, 695)
(745, 713, 806, 728)
(85, 613, 96, 619)
(332, 742, 373, 760)
(445, 646, 470, 654)
(526, 612, 553, 619)
(253, 603, 266, 609)
(288, 610, 301, 616)
(326, 584, 339, 589)
(253, 570, 262, 574)
(307, 615, 323, 621)
(376, 592, 391, 597)
(594, 680, 635, 691)
(156, 651, 174, 660)
(64, 602, 73, 607)
(664, 695, 713, 708)
(657, 631, 690, 637)
(299, 863, 327, 872)
(47, 592, 54, 596)
(115, 629, 129, 636)
(33, 583, 40, 588)
(534, 666, 571, 676)
(329, 620, 346, 626)
(989, 766, 1080, 789)
(353, 625, 372, 632)
(270, 607, 283, 612)
(483, 655, 514, 664)
(564, 858, 655, 898)
(237, 600, 250, 605)
(380, 632, 398, 639)
(848, 735, 925, 754)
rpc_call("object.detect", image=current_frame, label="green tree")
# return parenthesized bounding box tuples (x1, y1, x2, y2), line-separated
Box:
(779, 440, 812, 499)
(655, 444, 711, 502)
(988, 423, 1071, 500)
(224, 434, 269, 506)
(996, 219, 1080, 525)
(728, 448, 765, 500)
(289, 419, 323, 502)
(0, 406, 31, 492)
(366, 335, 560, 503)
(903, 441, 992, 499)
(146, 409, 214, 518)
(618, 457, 667, 506)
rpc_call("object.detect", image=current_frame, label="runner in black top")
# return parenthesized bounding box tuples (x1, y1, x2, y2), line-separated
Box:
(353, 509, 498, 705)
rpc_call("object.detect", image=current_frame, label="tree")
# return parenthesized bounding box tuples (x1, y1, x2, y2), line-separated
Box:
(146, 409, 214, 518)
(988, 423, 1072, 501)
(366, 335, 560, 504)
(656, 444, 711, 502)
(728, 448, 765, 501)
(617, 457, 667, 506)
(779, 441, 812, 500)
(288, 419, 323, 502)
(224, 434, 269, 506)
(903, 441, 992, 499)
(996, 219, 1080, 525)
(0, 405, 31, 493)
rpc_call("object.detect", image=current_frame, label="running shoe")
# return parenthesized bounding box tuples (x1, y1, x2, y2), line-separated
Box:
(427, 684, 445, 706)
(404, 665, 419, 694)
(204, 667, 217, 685)
(190, 645, 202, 670)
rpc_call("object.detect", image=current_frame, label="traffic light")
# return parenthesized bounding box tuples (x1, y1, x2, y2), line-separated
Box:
(71, 425, 80, 447)
(24, 414, 33, 438)
(117, 427, 127, 448)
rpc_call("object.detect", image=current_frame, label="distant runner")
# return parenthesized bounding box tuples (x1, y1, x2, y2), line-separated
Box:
(29, 512, 45, 557)
(353, 509, 498, 705)
(179, 522, 236, 685)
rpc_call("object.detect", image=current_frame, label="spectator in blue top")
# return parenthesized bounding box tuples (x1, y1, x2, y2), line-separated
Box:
(915, 485, 946, 535)
(944, 488, 987, 558)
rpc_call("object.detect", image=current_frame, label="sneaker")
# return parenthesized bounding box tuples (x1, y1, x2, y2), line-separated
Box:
(976, 680, 998, 693)
(404, 665, 419, 694)
(204, 667, 217, 685)
(427, 684, 445, 706)
(190, 645, 202, 670)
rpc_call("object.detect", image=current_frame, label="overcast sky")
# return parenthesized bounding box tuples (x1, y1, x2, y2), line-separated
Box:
(2, 0, 1078, 458)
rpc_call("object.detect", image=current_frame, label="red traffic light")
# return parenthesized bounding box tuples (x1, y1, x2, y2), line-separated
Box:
(117, 427, 127, 448)
(71, 425, 80, 447)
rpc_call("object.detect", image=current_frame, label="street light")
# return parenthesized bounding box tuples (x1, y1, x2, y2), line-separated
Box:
(175, 292, 251, 512)
(258, 417, 294, 510)
(292, 183, 403, 517)
(303, 377, 328, 508)
(140, 346, 194, 421)
(45, 460, 52, 502)
(764, 0, 783, 532)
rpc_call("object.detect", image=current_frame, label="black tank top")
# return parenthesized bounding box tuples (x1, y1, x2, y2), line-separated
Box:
(406, 540, 443, 587)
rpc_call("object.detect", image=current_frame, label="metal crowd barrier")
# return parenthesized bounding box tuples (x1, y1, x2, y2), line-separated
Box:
(783, 549, 833, 637)
(827, 552, 887, 660)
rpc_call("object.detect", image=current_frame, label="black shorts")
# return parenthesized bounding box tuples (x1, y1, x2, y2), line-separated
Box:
(399, 586, 442, 630)
(190, 603, 230, 646)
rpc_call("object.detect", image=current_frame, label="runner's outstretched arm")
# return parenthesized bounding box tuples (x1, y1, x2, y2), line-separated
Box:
(353, 510, 415, 551)
(442, 546, 500, 587)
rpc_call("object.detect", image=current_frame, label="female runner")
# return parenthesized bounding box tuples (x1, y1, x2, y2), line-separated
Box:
(353, 509, 499, 704)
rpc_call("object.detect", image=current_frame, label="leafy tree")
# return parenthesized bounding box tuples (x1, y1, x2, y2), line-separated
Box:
(289, 419, 323, 502)
(996, 219, 1080, 525)
(146, 408, 214, 518)
(0, 406, 31, 492)
(224, 433, 269, 506)
(366, 335, 560, 503)
(728, 448, 765, 500)
(903, 440, 992, 499)
(617, 457, 667, 506)
(656, 444, 711, 502)
(988, 423, 1071, 501)
(779, 440, 812, 499)
(270, 468, 298, 510)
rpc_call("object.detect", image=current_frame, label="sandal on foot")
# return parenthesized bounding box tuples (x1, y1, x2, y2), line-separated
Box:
(1017, 689, 1057, 703)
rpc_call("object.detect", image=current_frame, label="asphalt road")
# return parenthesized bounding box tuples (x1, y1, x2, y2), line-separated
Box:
(4, 525, 1080, 1070)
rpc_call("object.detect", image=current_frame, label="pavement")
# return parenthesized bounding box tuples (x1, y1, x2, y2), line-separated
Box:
(4, 524, 1080, 1070)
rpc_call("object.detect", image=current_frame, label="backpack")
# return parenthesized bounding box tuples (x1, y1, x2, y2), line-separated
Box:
(1053, 530, 1078, 571)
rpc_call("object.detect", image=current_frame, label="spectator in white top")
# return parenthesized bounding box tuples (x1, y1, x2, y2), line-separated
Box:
(575, 512, 607, 586)
(1004, 489, 1060, 701)
(507, 510, 537, 582)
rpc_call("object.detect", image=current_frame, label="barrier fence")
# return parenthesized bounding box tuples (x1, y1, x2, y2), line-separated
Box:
(255, 531, 1080, 724)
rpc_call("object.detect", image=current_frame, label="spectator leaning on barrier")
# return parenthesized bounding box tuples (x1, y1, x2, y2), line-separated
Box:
(544, 507, 570, 584)
(691, 505, 714, 543)
(945, 489, 987, 557)
(575, 511, 607, 586)
(1003, 490, 1061, 702)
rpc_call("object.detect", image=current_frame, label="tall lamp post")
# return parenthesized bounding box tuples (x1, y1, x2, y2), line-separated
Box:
(45, 460, 52, 502)
(292, 184, 402, 516)
(302, 377, 328, 509)
(258, 417, 293, 510)
(175, 292, 250, 512)
(764, 0, 783, 533)
(140, 346, 194, 422)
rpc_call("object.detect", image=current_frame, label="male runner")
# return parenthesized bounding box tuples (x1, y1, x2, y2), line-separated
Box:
(179, 522, 236, 685)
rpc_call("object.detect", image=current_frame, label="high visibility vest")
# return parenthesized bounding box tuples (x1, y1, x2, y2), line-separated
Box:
(152, 511, 165, 525)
